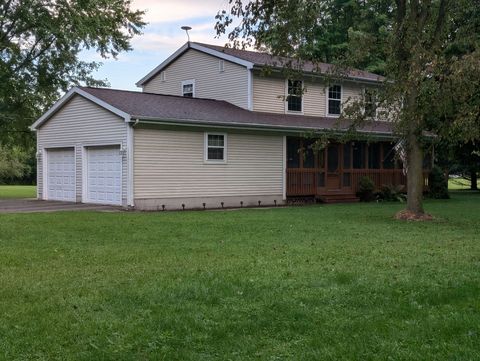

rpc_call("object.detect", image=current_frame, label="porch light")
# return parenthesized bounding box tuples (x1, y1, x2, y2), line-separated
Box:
(35, 151, 42, 159)
(119, 146, 127, 156)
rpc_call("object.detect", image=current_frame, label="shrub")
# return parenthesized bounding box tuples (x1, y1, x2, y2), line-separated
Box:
(357, 176, 375, 202)
(428, 166, 449, 199)
(377, 184, 407, 202)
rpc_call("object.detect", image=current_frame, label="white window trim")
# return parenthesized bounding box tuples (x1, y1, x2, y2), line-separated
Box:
(219, 60, 225, 73)
(363, 87, 378, 119)
(204, 132, 227, 164)
(326, 84, 342, 117)
(181, 79, 195, 97)
(285, 79, 304, 114)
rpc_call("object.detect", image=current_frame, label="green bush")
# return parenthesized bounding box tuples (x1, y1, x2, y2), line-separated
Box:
(357, 176, 375, 202)
(377, 184, 407, 202)
(428, 166, 449, 199)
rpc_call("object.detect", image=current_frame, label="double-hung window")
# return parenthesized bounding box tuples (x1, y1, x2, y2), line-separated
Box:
(287, 80, 303, 112)
(182, 80, 195, 97)
(328, 85, 342, 116)
(205, 133, 226, 162)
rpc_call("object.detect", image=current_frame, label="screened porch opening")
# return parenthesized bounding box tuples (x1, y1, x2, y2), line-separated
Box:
(286, 137, 430, 197)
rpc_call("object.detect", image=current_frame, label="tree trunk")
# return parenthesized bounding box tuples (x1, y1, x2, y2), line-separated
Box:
(471, 170, 478, 190)
(406, 131, 424, 214)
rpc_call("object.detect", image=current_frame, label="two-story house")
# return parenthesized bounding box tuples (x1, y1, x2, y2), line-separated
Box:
(31, 42, 422, 210)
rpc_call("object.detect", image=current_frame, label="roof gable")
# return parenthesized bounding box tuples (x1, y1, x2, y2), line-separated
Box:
(30, 87, 130, 130)
(136, 42, 385, 87)
(135, 42, 254, 87)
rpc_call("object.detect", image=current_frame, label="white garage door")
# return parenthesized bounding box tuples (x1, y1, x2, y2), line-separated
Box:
(86, 146, 122, 205)
(47, 148, 76, 201)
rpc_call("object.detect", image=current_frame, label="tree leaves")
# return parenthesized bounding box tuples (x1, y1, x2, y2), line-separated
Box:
(0, 0, 146, 146)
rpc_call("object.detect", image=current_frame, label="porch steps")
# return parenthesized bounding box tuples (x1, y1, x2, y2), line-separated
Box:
(316, 193, 360, 204)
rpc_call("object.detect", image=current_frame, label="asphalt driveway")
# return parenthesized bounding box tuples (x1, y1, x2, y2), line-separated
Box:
(0, 199, 122, 213)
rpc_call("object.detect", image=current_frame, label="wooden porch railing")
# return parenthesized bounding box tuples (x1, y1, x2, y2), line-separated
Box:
(286, 168, 429, 197)
(286, 168, 319, 196)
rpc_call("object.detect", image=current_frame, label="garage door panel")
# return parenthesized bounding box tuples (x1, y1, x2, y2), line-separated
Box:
(47, 148, 75, 202)
(86, 146, 122, 205)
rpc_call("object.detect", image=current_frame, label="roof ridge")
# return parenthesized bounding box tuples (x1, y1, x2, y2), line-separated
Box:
(193, 42, 384, 80)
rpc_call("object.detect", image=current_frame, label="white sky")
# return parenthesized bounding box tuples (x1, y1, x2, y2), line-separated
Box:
(83, 0, 233, 90)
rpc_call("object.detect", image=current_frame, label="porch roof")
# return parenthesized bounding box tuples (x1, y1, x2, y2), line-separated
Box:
(78, 87, 395, 136)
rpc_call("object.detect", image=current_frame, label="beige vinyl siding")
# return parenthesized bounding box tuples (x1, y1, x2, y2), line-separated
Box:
(36, 95, 128, 204)
(253, 75, 332, 115)
(134, 128, 283, 199)
(342, 83, 362, 109)
(142, 49, 249, 109)
(303, 80, 327, 116)
(253, 74, 373, 118)
(252, 76, 285, 113)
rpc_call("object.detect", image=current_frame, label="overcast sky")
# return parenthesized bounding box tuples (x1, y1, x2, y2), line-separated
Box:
(82, 0, 232, 91)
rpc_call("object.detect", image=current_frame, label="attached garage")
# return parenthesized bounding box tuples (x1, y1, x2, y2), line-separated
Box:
(46, 148, 75, 202)
(32, 88, 132, 208)
(85, 146, 123, 205)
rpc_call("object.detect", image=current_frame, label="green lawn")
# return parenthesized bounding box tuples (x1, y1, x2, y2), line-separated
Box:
(449, 177, 478, 190)
(1, 193, 479, 360)
(0, 185, 36, 199)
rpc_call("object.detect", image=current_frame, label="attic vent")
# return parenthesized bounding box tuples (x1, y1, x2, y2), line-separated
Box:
(219, 60, 225, 73)
(160, 71, 166, 82)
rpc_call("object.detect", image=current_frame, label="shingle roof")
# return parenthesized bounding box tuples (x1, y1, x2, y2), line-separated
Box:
(80, 87, 394, 136)
(193, 42, 385, 83)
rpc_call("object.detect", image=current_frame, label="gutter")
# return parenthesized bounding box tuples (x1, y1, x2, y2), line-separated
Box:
(128, 116, 396, 139)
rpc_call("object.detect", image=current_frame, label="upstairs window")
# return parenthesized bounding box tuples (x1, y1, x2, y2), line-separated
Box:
(160, 71, 166, 82)
(219, 60, 225, 73)
(328, 85, 342, 116)
(182, 80, 195, 97)
(205, 133, 226, 162)
(287, 80, 303, 112)
(364, 88, 377, 118)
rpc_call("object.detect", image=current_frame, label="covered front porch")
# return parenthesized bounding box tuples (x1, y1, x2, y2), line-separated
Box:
(285, 137, 429, 202)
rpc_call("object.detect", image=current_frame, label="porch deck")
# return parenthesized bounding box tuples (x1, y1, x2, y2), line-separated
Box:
(285, 137, 431, 202)
(286, 168, 430, 199)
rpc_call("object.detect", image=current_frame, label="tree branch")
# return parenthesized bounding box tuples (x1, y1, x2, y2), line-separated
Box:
(432, 0, 449, 47)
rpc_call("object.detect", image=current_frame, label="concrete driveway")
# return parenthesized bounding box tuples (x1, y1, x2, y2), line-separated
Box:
(0, 199, 122, 213)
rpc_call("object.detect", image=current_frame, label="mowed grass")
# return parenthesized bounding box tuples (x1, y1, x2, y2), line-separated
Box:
(449, 177, 478, 190)
(0, 185, 36, 199)
(0, 193, 479, 360)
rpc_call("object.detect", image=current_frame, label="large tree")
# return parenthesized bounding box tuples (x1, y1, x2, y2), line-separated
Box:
(216, 0, 480, 218)
(0, 0, 145, 150)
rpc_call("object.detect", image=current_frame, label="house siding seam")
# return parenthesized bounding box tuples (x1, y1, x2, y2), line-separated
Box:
(36, 95, 128, 206)
(133, 128, 284, 204)
(142, 49, 249, 109)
